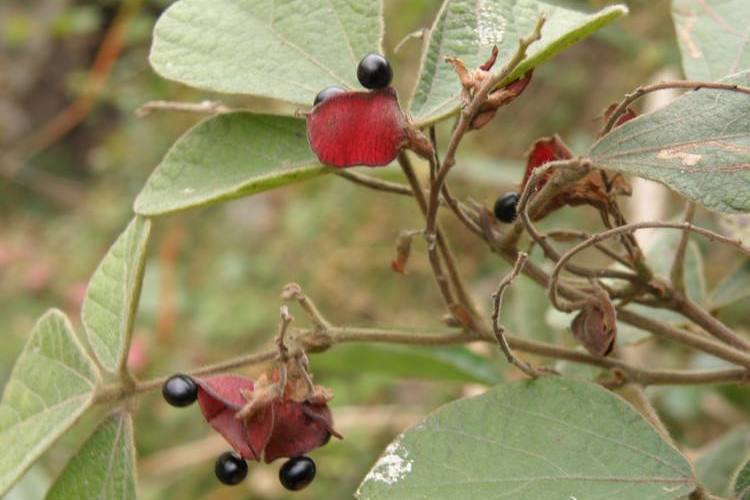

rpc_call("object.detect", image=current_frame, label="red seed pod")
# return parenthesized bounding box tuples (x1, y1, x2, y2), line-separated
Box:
(306, 87, 407, 168)
(194, 374, 340, 463)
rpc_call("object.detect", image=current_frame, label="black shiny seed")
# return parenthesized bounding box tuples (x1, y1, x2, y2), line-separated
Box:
(494, 192, 519, 223)
(356, 53, 393, 89)
(314, 85, 346, 106)
(162, 374, 198, 407)
(279, 456, 316, 491)
(214, 451, 248, 486)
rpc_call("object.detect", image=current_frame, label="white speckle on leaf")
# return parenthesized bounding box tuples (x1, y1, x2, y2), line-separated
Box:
(476, 0, 506, 46)
(181, 188, 195, 194)
(656, 148, 701, 167)
(362, 441, 413, 486)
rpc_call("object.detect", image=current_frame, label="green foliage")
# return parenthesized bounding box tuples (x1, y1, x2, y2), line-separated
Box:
(46, 413, 136, 500)
(356, 378, 695, 499)
(735, 457, 750, 500)
(82, 217, 151, 373)
(0, 310, 100, 495)
(149, 0, 383, 104)
(590, 70, 750, 213)
(672, 0, 750, 80)
(710, 259, 750, 309)
(695, 426, 750, 498)
(134, 113, 329, 215)
(409, 1, 628, 125)
(315, 343, 503, 385)
(4, 0, 750, 498)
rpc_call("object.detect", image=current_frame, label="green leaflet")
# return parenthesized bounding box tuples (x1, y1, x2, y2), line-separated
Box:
(149, 0, 382, 105)
(82, 217, 151, 373)
(46, 413, 137, 500)
(0, 310, 99, 495)
(135, 113, 329, 216)
(409, 1, 628, 126)
(590, 71, 750, 213)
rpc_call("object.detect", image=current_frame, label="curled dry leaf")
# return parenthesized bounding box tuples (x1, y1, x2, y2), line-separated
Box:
(600, 103, 638, 137)
(391, 230, 415, 274)
(194, 372, 339, 463)
(571, 291, 617, 356)
(446, 47, 533, 129)
(521, 135, 631, 220)
(306, 87, 407, 168)
(471, 71, 533, 130)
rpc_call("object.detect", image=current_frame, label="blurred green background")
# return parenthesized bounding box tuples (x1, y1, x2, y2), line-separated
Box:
(1, 0, 748, 498)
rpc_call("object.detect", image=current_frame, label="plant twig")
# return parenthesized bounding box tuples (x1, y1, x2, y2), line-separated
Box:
(335, 170, 416, 198)
(98, 322, 748, 407)
(616, 310, 750, 368)
(670, 203, 696, 294)
(600, 80, 750, 136)
(425, 16, 546, 244)
(397, 153, 483, 329)
(491, 252, 548, 378)
(281, 282, 331, 331)
(549, 220, 750, 350)
(135, 99, 231, 118)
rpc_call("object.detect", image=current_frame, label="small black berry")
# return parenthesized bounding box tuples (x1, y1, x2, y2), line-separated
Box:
(162, 374, 198, 407)
(494, 192, 519, 223)
(279, 456, 316, 491)
(314, 85, 346, 106)
(356, 53, 393, 89)
(214, 451, 248, 486)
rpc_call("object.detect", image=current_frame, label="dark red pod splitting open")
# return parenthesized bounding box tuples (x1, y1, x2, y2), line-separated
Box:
(306, 87, 407, 168)
(194, 375, 338, 463)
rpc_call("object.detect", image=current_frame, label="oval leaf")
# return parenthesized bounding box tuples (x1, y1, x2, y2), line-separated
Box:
(357, 378, 695, 499)
(134, 113, 329, 216)
(0, 310, 99, 495)
(149, 0, 382, 104)
(46, 412, 136, 500)
(409, 2, 628, 125)
(590, 70, 750, 213)
(82, 217, 151, 373)
(673, 0, 750, 80)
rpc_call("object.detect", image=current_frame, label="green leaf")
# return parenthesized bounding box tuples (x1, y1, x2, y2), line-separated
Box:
(0, 310, 100, 495)
(46, 412, 136, 500)
(149, 0, 382, 105)
(356, 378, 695, 499)
(695, 425, 750, 498)
(672, 0, 750, 80)
(409, 1, 628, 125)
(506, 275, 556, 344)
(315, 343, 503, 384)
(135, 112, 329, 216)
(646, 230, 707, 306)
(734, 456, 750, 500)
(710, 259, 750, 309)
(589, 70, 750, 213)
(5, 466, 50, 500)
(82, 217, 151, 373)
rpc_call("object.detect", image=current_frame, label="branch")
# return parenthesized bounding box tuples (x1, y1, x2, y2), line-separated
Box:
(601, 80, 750, 136)
(670, 202, 696, 294)
(425, 16, 546, 240)
(96, 322, 749, 407)
(549, 220, 750, 350)
(135, 99, 230, 118)
(491, 252, 548, 377)
(397, 153, 483, 330)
